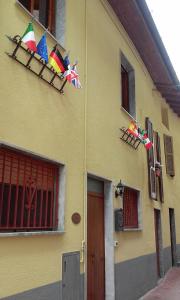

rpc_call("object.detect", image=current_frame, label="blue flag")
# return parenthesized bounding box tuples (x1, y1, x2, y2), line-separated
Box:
(37, 34, 48, 63)
(64, 55, 70, 69)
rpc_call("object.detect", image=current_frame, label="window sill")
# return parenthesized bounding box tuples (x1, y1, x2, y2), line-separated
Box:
(16, 0, 65, 52)
(123, 227, 142, 232)
(121, 107, 136, 121)
(0, 230, 65, 238)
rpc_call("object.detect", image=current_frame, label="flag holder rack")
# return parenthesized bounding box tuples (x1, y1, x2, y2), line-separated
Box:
(120, 127, 141, 150)
(5, 35, 67, 94)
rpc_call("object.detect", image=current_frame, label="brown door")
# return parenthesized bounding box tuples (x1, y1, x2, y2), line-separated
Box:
(87, 191, 105, 300)
(169, 208, 177, 266)
(154, 209, 164, 278)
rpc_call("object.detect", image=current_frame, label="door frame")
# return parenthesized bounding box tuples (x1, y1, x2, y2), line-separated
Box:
(154, 209, 164, 278)
(86, 174, 115, 300)
(169, 208, 177, 266)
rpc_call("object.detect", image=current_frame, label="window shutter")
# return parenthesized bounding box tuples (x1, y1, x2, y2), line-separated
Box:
(155, 132, 164, 202)
(123, 188, 138, 228)
(48, 0, 55, 34)
(128, 70, 135, 118)
(164, 135, 175, 177)
(39, 0, 48, 28)
(161, 107, 169, 129)
(145, 118, 157, 199)
(19, 0, 34, 12)
(121, 66, 129, 112)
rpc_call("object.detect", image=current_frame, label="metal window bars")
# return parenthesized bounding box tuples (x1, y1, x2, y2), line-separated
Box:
(5, 35, 67, 94)
(0, 147, 59, 232)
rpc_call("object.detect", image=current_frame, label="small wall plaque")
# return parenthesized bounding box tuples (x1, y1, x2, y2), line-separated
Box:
(72, 212, 81, 224)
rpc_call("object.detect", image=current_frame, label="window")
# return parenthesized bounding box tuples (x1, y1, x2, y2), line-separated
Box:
(161, 107, 169, 129)
(123, 187, 139, 229)
(164, 135, 175, 177)
(0, 147, 59, 232)
(145, 118, 164, 202)
(121, 53, 135, 118)
(18, 0, 65, 45)
(19, 0, 55, 34)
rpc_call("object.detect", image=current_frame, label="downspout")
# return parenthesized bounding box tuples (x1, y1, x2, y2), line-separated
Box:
(82, 0, 88, 299)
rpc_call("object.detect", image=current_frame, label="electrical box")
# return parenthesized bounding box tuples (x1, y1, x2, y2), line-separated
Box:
(114, 209, 123, 231)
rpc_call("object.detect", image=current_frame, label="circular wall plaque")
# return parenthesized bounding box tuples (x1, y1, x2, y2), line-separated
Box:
(71, 212, 81, 224)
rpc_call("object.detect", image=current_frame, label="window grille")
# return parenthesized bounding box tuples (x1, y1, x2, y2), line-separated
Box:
(123, 187, 138, 229)
(0, 147, 59, 232)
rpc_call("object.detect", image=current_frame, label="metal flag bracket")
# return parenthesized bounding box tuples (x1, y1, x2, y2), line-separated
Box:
(5, 34, 67, 94)
(120, 127, 141, 150)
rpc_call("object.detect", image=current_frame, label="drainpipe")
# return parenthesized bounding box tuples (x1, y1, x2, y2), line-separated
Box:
(82, 0, 88, 299)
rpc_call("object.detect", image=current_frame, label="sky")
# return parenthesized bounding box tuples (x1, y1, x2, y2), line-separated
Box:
(145, 0, 180, 80)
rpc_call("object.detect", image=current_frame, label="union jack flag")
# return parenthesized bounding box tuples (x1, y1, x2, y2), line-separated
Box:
(65, 64, 81, 89)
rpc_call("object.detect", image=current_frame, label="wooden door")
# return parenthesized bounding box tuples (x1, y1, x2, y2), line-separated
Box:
(154, 209, 164, 278)
(169, 208, 177, 266)
(87, 191, 105, 300)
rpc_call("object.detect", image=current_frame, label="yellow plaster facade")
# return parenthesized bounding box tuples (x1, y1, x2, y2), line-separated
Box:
(0, 0, 180, 298)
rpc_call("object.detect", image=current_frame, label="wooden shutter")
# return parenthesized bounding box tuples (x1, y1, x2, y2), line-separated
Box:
(164, 135, 175, 177)
(155, 132, 164, 202)
(18, 0, 34, 12)
(121, 66, 129, 112)
(39, 0, 48, 27)
(161, 107, 169, 129)
(48, 0, 55, 34)
(146, 118, 157, 199)
(123, 188, 138, 228)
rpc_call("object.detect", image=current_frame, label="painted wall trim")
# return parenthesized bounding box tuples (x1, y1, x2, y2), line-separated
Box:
(0, 230, 65, 238)
(104, 181, 115, 300)
(58, 165, 66, 231)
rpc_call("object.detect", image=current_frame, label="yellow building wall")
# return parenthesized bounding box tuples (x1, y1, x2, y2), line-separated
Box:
(86, 0, 180, 263)
(0, 0, 86, 297)
(0, 0, 180, 298)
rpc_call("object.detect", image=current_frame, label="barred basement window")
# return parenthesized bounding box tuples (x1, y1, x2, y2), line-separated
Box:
(0, 147, 59, 232)
(123, 187, 139, 229)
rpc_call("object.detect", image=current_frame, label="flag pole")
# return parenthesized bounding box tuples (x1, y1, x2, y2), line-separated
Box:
(38, 28, 49, 77)
(26, 51, 35, 68)
(38, 62, 46, 77)
(59, 61, 78, 93)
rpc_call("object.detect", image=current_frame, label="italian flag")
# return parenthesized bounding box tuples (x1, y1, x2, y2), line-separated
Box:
(22, 23, 37, 52)
(142, 134, 153, 150)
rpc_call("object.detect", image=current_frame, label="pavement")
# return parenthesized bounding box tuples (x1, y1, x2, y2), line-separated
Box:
(140, 267, 180, 300)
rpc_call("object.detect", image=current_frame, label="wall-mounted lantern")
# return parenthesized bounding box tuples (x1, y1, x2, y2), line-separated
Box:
(115, 180, 125, 198)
